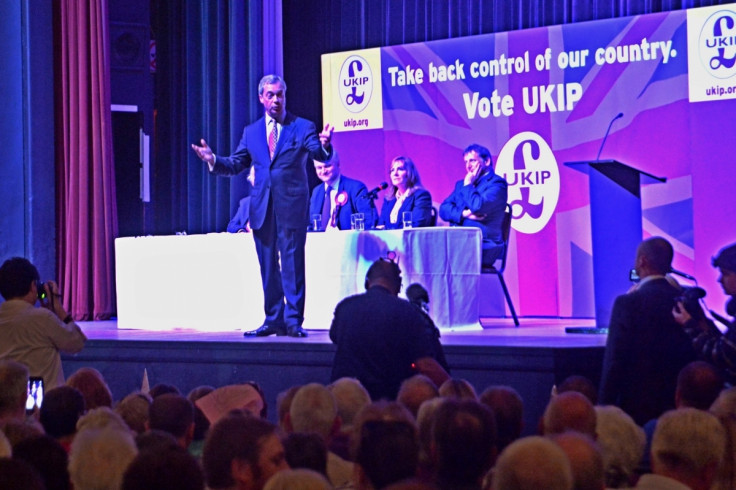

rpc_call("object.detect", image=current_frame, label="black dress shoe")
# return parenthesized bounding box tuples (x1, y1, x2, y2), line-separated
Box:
(286, 326, 308, 338)
(244, 324, 286, 337)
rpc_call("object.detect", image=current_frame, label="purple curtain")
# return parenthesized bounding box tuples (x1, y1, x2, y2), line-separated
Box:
(55, 0, 117, 320)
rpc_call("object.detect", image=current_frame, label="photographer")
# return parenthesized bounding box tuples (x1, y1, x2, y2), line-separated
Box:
(0, 257, 86, 389)
(673, 243, 736, 383)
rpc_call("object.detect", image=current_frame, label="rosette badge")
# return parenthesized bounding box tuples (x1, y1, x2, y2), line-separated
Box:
(335, 191, 349, 208)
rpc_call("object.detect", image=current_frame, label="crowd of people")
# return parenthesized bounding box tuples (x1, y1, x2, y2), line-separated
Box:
(2, 359, 736, 490)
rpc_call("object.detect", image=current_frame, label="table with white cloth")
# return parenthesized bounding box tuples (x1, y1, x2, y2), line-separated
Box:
(114, 227, 481, 331)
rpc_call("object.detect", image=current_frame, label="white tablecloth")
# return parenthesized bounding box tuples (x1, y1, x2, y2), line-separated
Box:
(115, 227, 481, 331)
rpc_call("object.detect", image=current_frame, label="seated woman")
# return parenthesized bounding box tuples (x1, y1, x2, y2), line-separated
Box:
(378, 156, 433, 229)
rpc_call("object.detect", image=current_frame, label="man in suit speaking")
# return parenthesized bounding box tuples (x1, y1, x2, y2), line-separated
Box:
(192, 75, 333, 338)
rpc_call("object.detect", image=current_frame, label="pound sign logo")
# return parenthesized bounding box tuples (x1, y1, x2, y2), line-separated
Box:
(699, 10, 736, 79)
(496, 132, 560, 235)
(339, 55, 373, 113)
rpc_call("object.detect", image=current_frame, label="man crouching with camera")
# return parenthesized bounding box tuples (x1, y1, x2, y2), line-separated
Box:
(0, 257, 86, 390)
(673, 243, 736, 383)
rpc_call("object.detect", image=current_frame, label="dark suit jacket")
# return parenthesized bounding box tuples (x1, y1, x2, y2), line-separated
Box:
(309, 175, 375, 230)
(378, 188, 433, 229)
(212, 113, 330, 230)
(599, 277, 696, 425)
(439, 171, 507, 263)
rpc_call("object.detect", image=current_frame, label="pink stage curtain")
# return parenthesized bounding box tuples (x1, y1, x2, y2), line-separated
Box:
(55, 0, 117, 320)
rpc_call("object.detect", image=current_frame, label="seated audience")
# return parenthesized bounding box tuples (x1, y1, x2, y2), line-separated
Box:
(148, 383, 180, 398)
(439, 144, 508, 266)
(0, 458, 46, 490)
(115, 391, 152, 435)
(328, 377, 371, 460)
(76, 406, 131, 433)
(479, 385, 524, 452)
(438, 378, 477, 400)
(415, 397, 444, 480)
(263, 468, 332, 490)
(637, 408, 725, 490)
(68, 427, 138, 490)
(396, 374, 439, 418)
(492, 436, 573, 490)
(594, 405, 645, 488)
(542, 391, 597, 439)
(135, 429, 180, 453)
(0, 360, 29, 426)
(187, 385, 214, 459)
(309, 151, 375, 231)
(0, 257, 86, 389)
(378, 156, 433, 229)
(276, 385, 301, 432)
(122, 444, 204, 490)
(202, 412, 288, 490)
(356, 418, 419, 489)
(550, 432, 606, 490)
(557, 374, 598, 404)
(282, 432, 328, 477)
(431, 399, 497, 490)
(40, 386, 85, 451)
(148, 393, 195, 450)
(329, 258, 449, 400)
(66, 367, 113, 410)
(13, 434, 71, 490)
(709, 387, 736, 490)
(0, 432, 9, 458)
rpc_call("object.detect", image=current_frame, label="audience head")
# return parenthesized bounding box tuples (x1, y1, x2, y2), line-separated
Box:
(1, 418, 44, 447)
(66, 367, 113, 410)
(148, 393, 195, 447)
(0, 256, 39, 300)
(135, 429, 180, 453)
(492, 436, 573, 490)
(282, 432, 327, 476)
(40, 385, 85, 439)
(115, 391, 152, 435)
(634, 236, 674, 278)
(13, 434, 70, 490)
(438, 378, 477, 400)
(710, 386, 736, 416)
(415, 396, 444, 475)
(551, 432, 605, 490)
(389, 156, 422, 196)
(288, 383, 338, 440)
(557, 375, 598, 405)
(263, 468, 332, 490)
(276, 385, 301, 431)
(0, 359, 29, 422)
(0, 458, 45, 490)
(357, 419, 419, 489)
(68, 427, 138, 490)
(314, 151, 341, 186)
(397, 374, 438, 418)
(713, 242, 736, 274)
(479, 385, 524, 452)
(148, 383, 181, 398)
(202, 412, 287, 490)
(594, 405, 645, 488)
(76, 406, 130, 433)
(676, 361, 724, 409)
(328, 377, 371, 431)
(543, 391, 597, 438)
(432, 398, 497, 489)
(122, 445, 204, 490)
(365, 258, 402, 295)
(651, 408, 726, 490)
(713, 243, 736, 303)
(187, 385, 214, 442)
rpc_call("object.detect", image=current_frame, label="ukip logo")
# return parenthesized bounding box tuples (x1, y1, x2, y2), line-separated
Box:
(339, 55, 373, 113)
(698, 9, 736, 80)
(496, 132, 560, 235)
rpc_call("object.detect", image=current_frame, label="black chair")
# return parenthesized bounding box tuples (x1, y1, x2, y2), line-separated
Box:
(482, 204, 519, 326)
(429, 206, 438, 226)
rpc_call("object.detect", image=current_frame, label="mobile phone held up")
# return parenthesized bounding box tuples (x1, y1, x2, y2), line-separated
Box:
(26, 377, 44, 414)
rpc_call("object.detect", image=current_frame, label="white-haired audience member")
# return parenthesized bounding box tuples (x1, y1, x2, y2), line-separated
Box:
(396, 374, 438, 418)
(550, 432, 606, 490)
(77, 406, 132, 433)
(543, 391, 597, 438)
(637, 408, 726, 490)
(438, 378, 477, 400)
(263, 468, 332, 490)
(287, 383, 353, 488)
(594, 405, 646, 488)
(0, 359, 29, 426)
(328, 377, 371, 460)
(68, 427, 138, 490)
(710, 387, 736, 490)
(492, 436, 573, 490)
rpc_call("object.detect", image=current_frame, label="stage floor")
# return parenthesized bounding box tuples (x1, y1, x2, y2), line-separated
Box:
(67, 316, 606, 437)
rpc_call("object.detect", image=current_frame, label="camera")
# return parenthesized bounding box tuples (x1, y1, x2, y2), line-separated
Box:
(26, 377, 44, 414)
(675, 286, 707, 321)
(36, 280, 48, 302)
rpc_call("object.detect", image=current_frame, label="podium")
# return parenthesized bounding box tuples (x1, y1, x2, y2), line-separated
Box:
(564, 160, 666, 329)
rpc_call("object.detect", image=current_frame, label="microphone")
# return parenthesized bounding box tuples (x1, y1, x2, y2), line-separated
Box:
(670, 268, 696, 282)
(596, 112, 624, 161)
(364, 182, 388, 199)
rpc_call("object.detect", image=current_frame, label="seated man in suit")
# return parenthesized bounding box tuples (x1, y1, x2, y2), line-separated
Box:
(227, 166, 255, 233)
(439, 143, 508, 267)
(309, 151, 375, 231)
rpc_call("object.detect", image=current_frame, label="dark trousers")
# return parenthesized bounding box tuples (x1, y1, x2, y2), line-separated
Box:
(252, 198, 307, 328)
